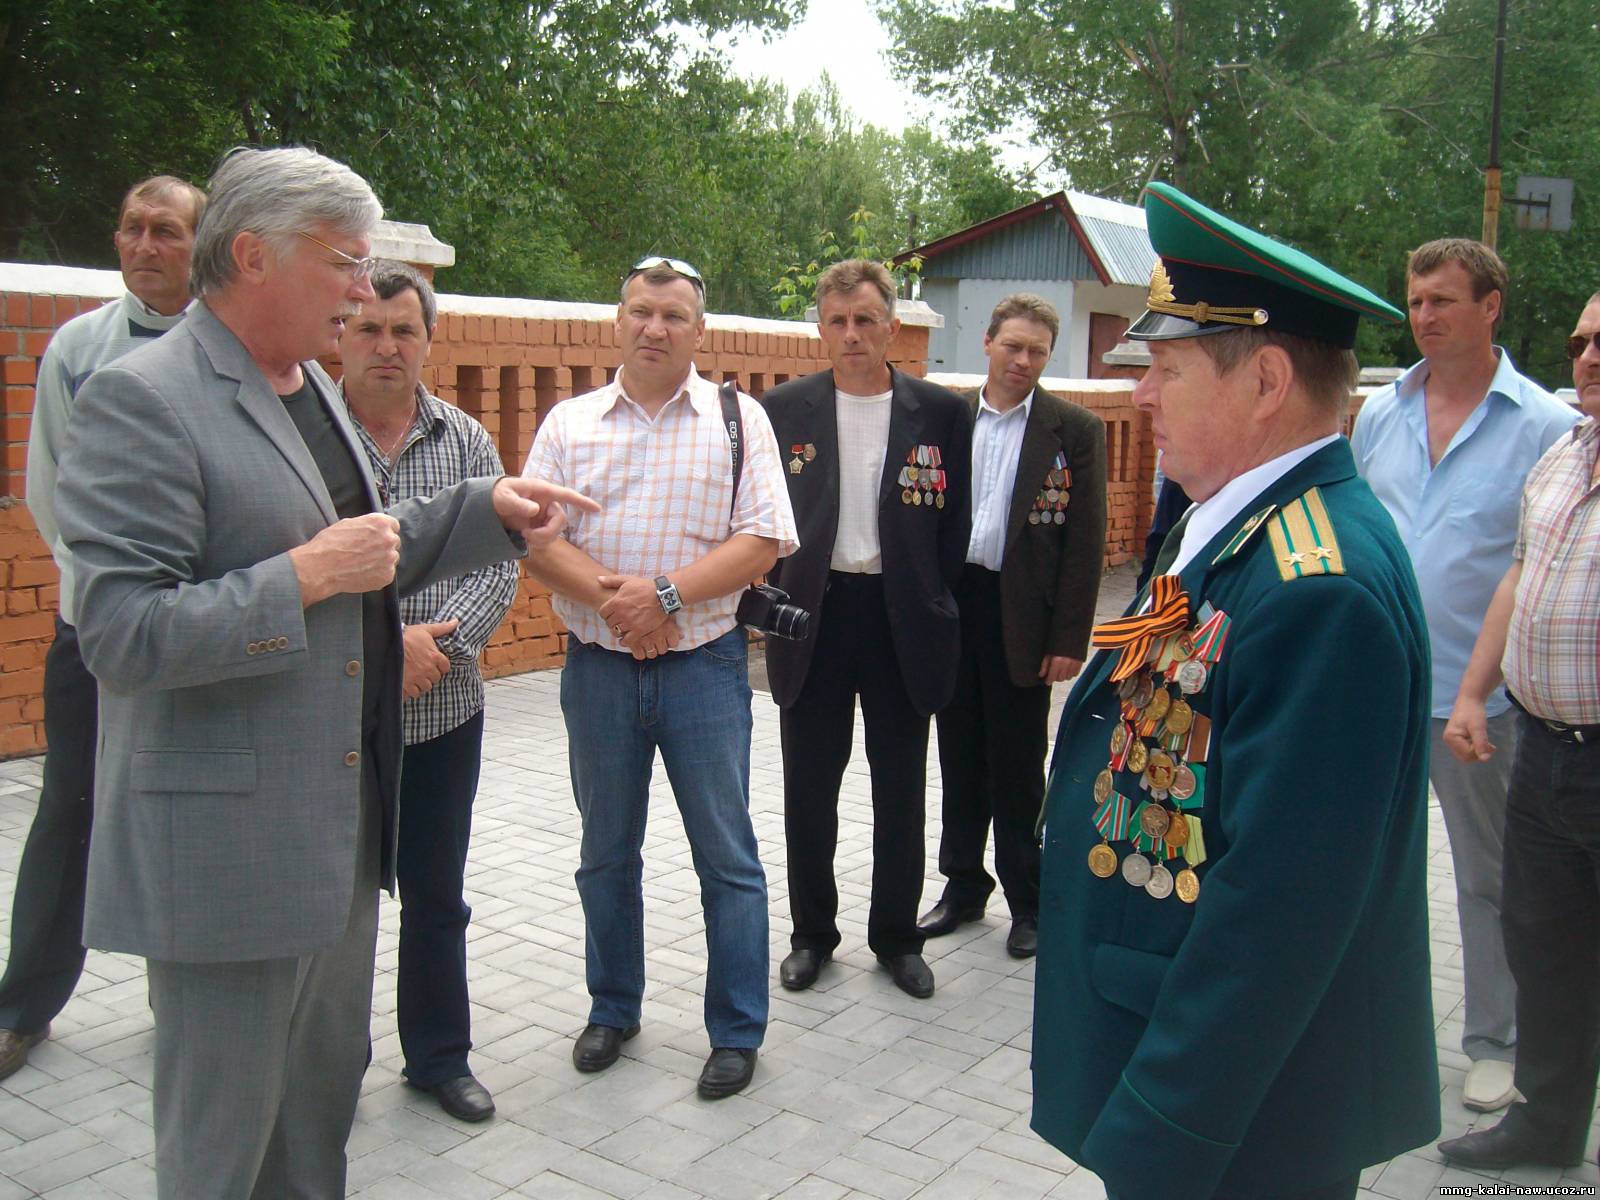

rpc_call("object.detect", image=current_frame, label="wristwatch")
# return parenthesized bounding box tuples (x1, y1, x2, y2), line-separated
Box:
(655, 576, 684, 616)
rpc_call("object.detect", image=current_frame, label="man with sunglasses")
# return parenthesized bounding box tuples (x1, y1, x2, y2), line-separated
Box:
(52, 147, 595, 1198)
(1352, 239, 1575, 1115)
(1438, 293, 1600, 1170)
(523, 256, 796, 1100)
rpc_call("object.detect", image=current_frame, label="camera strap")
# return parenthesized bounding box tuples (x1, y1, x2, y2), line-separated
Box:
(718, 379, 743, 520)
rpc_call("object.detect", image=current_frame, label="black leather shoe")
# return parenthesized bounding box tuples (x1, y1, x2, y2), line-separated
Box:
(878, 953, 935, 998)
(1438, 1117, 1583, 1169)
(0, 1024, 49, 1083)
(572, 1022, 640, 1073)
(916, 899, 985, 938)
(1006, 917, 1038, 959)
(697, 1047, 757, 1100)
(779, 948, 831, 991)
(426, 1074, 496, 1122)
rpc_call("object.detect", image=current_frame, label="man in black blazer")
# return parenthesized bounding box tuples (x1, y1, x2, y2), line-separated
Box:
(760, 260, 973, 999)
(916, 295, 1107, 958)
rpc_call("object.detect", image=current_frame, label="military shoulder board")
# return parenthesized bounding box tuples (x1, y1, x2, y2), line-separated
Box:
(1264, 488, 1345, 581)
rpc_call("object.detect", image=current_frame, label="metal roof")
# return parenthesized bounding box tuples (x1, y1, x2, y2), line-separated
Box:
(896, 191, 1155, 289)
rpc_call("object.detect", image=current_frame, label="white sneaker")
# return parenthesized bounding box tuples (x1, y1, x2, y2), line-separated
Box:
(1463, 1058, 1519, 1112)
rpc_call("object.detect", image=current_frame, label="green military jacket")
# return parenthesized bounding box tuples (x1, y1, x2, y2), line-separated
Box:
(1031, 438, 1440, 1197)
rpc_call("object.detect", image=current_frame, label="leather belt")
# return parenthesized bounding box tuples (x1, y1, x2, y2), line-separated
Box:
(1509, 692, 1600, 744)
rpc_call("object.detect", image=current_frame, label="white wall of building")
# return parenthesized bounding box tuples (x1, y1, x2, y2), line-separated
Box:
(922, 278, 1079, 376)
(1063, 280, 1149, 374)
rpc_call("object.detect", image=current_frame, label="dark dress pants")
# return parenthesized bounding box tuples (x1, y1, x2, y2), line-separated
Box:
(934, 565, 1048, 920)
(396, 709, 484, 1086)
(0, 619, 97, 1034)
(781, 572, 929, 959)
(1500, 712, 1600, 1159)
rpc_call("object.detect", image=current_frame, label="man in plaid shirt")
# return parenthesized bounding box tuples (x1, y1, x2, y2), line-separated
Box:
(523, 257, 797, 1101)
(1441, 291, 1600, 1170)
(341, 261, 517, 1123)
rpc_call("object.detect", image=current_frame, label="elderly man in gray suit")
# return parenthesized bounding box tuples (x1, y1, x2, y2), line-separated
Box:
(53, 147, 595, 1199)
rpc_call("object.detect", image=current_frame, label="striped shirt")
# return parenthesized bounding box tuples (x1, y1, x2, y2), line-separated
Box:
(1504, 418, 1600, 722)
(344, 384, 519, 745)
(522, 366, 798, 651)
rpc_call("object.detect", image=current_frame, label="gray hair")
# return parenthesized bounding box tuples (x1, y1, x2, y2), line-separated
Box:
(370, 259, 437, 335)
(191, 146, 383, 296)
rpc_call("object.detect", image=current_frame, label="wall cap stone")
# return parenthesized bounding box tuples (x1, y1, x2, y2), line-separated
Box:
(0, 262, 124, 300)
(371, 220, 455, 267)
(926, 372, 1135, 394)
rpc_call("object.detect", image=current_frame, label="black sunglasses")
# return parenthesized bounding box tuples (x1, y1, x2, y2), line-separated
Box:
(626, 256, 704, 292)
(1566, 333, 1599, 360)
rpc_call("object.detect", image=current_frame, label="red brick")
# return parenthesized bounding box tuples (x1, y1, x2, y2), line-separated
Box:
(2, 359, 36, 385)
(2, 294, 27, 326)
(0, 667, 43, 698)
(28, 296, 53, 327)
(1, 641, 43, 671)
(3, 415, 31, 442)
(23, 331, 51, 358)
(6, 589, 36, 614)
(0, 611, 54, 641)
(0, 725, 42, 757)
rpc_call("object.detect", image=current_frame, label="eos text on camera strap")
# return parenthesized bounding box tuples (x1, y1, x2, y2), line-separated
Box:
(719, 379, 744, 520)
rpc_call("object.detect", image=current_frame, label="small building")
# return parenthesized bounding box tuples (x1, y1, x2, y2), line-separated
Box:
(896, 190, 1155, 379)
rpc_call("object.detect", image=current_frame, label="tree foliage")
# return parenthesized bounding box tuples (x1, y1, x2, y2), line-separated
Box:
(880, 0, 1599, 386)
(1, 2, 1028, 319)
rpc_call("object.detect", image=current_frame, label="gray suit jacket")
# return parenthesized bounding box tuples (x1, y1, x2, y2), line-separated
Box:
(55, 302, 522, 963)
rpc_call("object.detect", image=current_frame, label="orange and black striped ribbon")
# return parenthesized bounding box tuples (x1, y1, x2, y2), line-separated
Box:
(1090, 575, 1191, 683)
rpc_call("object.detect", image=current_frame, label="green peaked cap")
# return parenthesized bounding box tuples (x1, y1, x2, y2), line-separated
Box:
(1128, 181, 1403, 349)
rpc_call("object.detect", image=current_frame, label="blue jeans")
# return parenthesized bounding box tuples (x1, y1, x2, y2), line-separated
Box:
(561, 628, 767, 1048)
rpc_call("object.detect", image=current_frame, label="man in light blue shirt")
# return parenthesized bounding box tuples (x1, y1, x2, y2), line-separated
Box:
(1352, 238, 1575, 1114)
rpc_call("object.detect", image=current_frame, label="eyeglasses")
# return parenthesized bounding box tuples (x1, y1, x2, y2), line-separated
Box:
(1566, 332, 1600, 360)
(625, 255, 704, 293)
(298, 231, 377, 281)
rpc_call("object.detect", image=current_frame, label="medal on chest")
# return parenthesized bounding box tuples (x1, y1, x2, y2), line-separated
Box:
(1085, 579, 1231, 904)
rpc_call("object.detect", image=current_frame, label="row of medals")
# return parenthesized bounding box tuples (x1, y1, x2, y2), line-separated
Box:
(1089, 651, 1210, 904)
(900, 462, 947, 508)
(1029, 466, 1071, 525)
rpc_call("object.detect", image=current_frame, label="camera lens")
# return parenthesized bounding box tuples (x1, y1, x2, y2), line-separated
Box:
(771, 604, 809, 641)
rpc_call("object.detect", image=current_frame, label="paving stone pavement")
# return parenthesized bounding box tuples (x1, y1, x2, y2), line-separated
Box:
(2, 565, 1600, 1197)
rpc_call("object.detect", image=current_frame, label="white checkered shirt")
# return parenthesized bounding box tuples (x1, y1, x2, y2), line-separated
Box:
(1505, 417, 1600, 722)
(345, 385, 520, 745)
(522, 366, 798, 651)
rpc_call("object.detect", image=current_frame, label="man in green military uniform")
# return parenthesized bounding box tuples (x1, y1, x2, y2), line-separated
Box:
(1031, 183, 1440, 1199)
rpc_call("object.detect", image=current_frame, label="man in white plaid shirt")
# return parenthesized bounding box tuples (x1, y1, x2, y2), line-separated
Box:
(1441, 291, 1600, 1170)
(341, 261, 517, 1124)
(523, 257, 797, 1100)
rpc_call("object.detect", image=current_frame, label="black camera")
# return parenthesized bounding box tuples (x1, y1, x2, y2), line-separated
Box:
(736, 583, 810, 641)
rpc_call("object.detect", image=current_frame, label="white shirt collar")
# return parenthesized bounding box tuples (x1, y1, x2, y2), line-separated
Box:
(1166, 433, 1341, 576)
(977, 386, 1034, 420)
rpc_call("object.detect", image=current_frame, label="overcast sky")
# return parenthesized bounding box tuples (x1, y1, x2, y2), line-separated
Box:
(713, 0, 1054, 185)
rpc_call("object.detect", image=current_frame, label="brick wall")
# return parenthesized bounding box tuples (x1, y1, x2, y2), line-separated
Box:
(0, 266, 939, 757)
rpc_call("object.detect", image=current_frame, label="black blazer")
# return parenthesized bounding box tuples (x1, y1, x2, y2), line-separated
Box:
(958, 386, 1107, 687)
(760, 368, 974, 716)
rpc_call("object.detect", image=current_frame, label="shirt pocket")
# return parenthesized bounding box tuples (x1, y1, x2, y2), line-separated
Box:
(1446, 462, 1521, 548)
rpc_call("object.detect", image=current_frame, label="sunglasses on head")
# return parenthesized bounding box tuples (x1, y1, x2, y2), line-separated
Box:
(626, 256, 704, 292)
(1567, 333, 1600, 360)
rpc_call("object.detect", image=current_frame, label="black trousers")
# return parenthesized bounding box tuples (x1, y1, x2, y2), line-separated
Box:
(396, 709, 484, 1087)
(1500, 711, 1600, 1158)
(0, 619, 97, 1035)
(933, 565, 1048, 920)
(780, 572, 929, 958)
